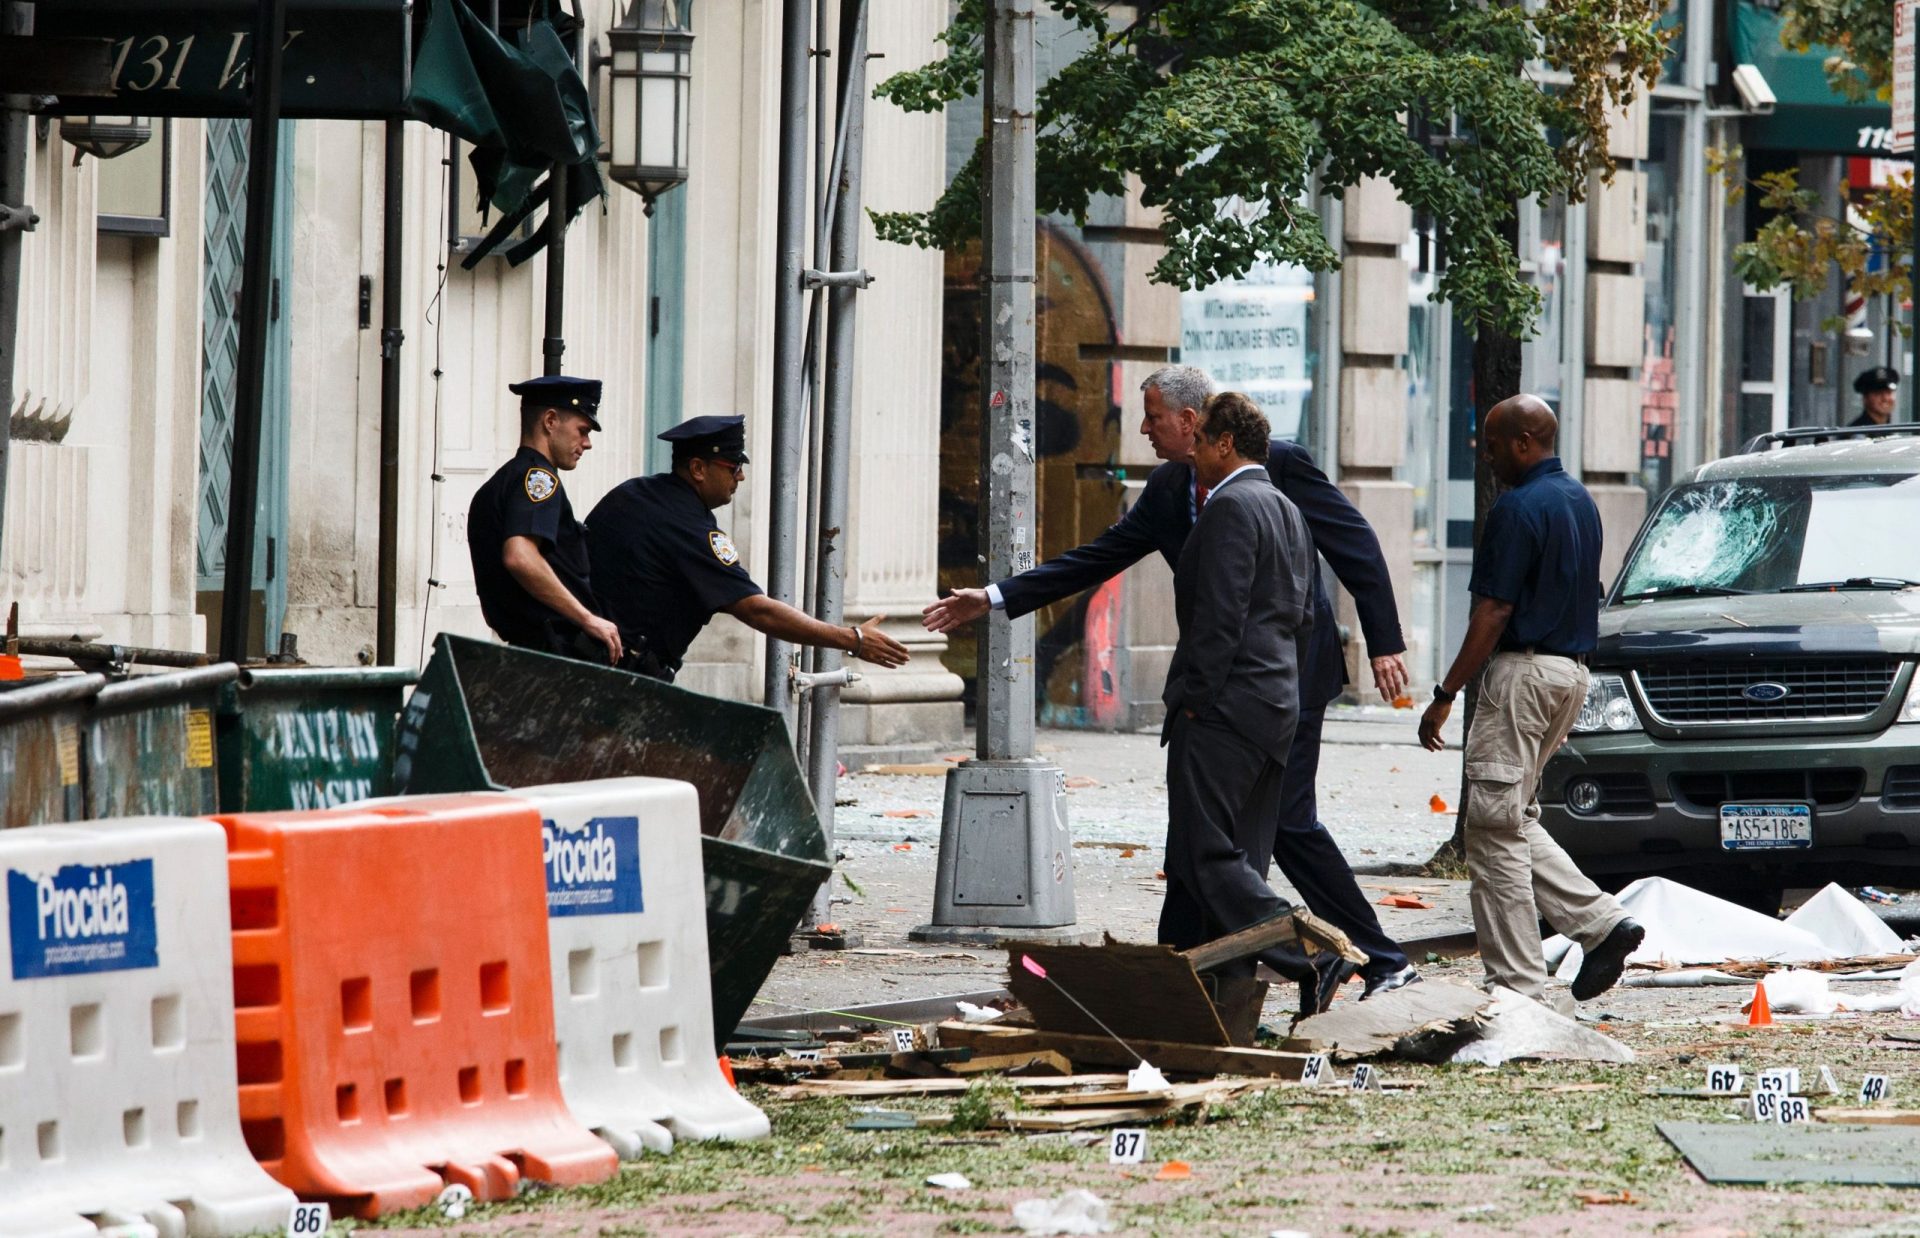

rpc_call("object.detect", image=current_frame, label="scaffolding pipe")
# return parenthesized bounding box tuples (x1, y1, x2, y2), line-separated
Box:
(376, 118, 405, 665)
(762, 0, 812, 725)
(0, 1, 30, 559)
(217, 0, 290, 664)
(804, 0, 869, 925)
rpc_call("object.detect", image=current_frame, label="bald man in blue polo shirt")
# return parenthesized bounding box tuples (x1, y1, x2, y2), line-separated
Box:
(1419, 395, 1641, 1006)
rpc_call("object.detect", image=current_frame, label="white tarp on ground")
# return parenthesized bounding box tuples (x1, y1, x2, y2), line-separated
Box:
(1543, 877, 1842, 980)
(1783, 883, 1908, 957)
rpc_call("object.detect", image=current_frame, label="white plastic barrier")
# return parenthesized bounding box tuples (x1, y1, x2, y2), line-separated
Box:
(509, 779, 770, 1152)
(0, 819, 297, 1238)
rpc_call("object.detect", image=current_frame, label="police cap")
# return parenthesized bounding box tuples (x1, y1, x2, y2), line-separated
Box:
(660, 414, 750, 464)
(1854, 366, 1900, 395)
(509, 375, 603, 430)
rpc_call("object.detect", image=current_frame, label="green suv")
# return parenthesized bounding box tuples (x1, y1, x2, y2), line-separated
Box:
(1539, 425, 1920, 910)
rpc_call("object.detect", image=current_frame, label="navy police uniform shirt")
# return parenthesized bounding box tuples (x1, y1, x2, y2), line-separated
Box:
(466, 445, 598, 648)
(1468, 456, 1603, 655)
(585, 473, 764, 671)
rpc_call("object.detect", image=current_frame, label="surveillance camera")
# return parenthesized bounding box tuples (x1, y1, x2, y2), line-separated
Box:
(1733, 64, 1776, 115)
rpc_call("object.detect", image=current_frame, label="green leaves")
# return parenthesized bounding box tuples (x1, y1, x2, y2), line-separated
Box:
(871, 0, 1671, 338)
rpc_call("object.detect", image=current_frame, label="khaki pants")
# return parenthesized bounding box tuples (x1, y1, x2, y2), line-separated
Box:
(1464, 653, 1628, 1000)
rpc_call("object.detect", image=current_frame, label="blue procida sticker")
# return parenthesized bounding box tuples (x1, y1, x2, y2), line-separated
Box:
(542, 816, 643, 918)
(8, 859, 160, 979)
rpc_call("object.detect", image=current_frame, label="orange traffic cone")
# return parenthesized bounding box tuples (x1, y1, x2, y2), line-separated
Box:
(1746, 980, 1773, 1027)
(717, 1054, 739, 1090)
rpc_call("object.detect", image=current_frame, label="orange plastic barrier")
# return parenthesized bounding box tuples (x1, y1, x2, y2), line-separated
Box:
(218, 797, 618, 1217)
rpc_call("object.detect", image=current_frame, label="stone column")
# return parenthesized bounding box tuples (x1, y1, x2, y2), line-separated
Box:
(1584, 93, 1651, 584)
(836, 0, 966, 758)
(1334, 176, 1416, 702)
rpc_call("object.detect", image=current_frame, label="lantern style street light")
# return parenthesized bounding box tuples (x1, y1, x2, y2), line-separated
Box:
(60, 116, 152, 166)
(601, 0, 692, 215)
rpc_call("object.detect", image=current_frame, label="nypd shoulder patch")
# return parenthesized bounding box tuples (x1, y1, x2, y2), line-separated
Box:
(524, 468, 558, 502)
(709, 530, 741, 565)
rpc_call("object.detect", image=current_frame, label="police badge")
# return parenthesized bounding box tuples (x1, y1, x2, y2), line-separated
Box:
(709, 531, 741, 564)
(524, 468, 558, 502)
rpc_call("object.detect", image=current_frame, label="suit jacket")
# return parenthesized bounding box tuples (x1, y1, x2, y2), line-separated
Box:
(996, 441, 1405, 710)
(1163, 469, 1316, 762)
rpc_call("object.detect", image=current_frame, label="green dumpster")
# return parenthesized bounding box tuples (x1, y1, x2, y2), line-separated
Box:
(0, 674, 106, 826)
(83, 664, 239, 817)
(393, 634, 831, 1045)
(215, 666, 417, 810)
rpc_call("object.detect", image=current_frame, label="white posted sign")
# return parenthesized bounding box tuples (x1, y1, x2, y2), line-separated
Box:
(1895, 0, 1917, 155)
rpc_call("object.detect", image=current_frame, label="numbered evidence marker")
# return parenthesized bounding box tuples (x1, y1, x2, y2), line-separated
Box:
(790, 1048, 824, 1062)
(1776, 1096, 1811, 1126)
(892, 1028, 918, 1053)
(1350, 1063, 1382, 1092)
(1819, 1065, 1842, 1096)
(1300, 1053, 1335, 1086)
(1861, 1073, 1893, 1105)
(1108, 1128, 1147, 1165)
(1756, 1068, 1800, 1095)
(1750, 1089, 1780, 1123)
(1705, 1064, 1743, 1095)
(287, 1202, 330, 1237)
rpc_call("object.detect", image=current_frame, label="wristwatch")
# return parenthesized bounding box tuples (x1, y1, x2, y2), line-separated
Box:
(1432, 683, 1457, 705)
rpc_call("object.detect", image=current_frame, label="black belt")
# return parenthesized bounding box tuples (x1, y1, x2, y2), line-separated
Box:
(1503, 645, 1588, 665)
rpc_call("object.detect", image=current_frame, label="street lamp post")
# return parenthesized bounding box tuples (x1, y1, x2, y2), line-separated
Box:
(913, 0, 1085, 946)
(600, 0, 692, 215)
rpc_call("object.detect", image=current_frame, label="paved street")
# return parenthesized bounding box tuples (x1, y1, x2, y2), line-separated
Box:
(753, 706, 1471, 1022)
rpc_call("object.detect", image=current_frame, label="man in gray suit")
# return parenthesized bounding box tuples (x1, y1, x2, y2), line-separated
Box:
(1162, 392, 1351, 1014)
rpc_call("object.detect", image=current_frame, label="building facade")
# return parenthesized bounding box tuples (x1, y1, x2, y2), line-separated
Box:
(1, 0, 966, 754)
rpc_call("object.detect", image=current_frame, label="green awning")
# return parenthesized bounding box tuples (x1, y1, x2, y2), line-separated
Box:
(1730, 0, 1893, 156)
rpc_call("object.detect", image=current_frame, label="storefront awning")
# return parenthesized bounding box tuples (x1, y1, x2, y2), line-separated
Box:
(1730, 0, 1896, 157)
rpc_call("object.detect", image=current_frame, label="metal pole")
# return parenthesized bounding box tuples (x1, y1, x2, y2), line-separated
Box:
(976, 0, 1036, 763)
(376, 118, 405, 665)
(915, 0, 1078, 942)
(1911, 24, 1919, 414)
(218, 0, 290, 664)
(0, 0, 32, 559)
(804, 0, 869, 927)
(543, 165, 568, 376)
(762, 0, 812, 723)
(796, 0, 832, 765)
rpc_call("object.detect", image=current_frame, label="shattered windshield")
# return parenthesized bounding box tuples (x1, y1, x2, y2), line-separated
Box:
(1616, 473, 1920, 599)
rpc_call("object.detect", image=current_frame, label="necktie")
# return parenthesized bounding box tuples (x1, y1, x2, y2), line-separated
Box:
(1196, 484, 1211, 511)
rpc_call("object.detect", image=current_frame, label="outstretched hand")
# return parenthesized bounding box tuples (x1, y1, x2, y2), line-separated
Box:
(852, 615, 911, 668)
(1371, 653, 1410, 703)
(922, 588, 991, 633)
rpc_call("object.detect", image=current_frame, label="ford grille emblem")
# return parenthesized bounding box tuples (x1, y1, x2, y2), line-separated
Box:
(1743, 682, 1791, 702)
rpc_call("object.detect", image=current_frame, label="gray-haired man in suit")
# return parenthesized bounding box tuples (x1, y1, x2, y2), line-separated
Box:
(1163, 392, 1351, 1014)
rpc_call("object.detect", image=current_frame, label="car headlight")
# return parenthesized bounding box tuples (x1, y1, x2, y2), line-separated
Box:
(1572, 672, 1642, 734)
(1902, 669, 1920, 724)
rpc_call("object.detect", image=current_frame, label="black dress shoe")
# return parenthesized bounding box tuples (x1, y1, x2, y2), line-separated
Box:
(1571, 918, 1645, 1001)
(1299, 957, 1360, 1017)
(1360, 966, 1422, 1000)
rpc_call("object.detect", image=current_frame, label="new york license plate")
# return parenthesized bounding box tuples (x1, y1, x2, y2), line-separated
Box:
(1719, 803, 1813, 851)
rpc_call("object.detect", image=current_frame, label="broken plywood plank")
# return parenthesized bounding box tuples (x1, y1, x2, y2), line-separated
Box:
(1008, 937, 1232, 1046)
(1659, 1120, 1920, 1186)
(778, 1072, 1130, 1099)
(1181, 908, 1367, 973)
(946, 1050, 1072, 1077)
(1292, 977, 1491, 1059)
(1816, 1109, 1920, 1126)
(935, 1021, 1313, 1079)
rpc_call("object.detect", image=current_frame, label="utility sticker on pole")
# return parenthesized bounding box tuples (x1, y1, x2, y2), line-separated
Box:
(56, 723, 80, 786)
(8, 859, 159, 979)
(1896, 0, 1917, 154)
(186, 708, 215, 768)
(991, 390, 1006, 406)
(541, 816, 644, 918)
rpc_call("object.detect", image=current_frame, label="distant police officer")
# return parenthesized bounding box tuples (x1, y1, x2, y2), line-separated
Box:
(586, 415, 911, 681)
(466, 375, 623, 664)
(1852, 367, 1899, 427)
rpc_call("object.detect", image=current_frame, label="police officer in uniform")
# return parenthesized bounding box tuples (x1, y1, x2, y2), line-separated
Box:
(586, 415, 910, 681)
(466, 375, 623, 664)
(1851, 366, 1899, 427)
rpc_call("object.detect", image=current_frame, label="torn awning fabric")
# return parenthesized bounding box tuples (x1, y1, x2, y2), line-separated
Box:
(407, 0, 605, 266)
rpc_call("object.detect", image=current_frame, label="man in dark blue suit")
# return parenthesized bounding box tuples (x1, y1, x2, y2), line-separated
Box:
(925, 365, 1419, 1000)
